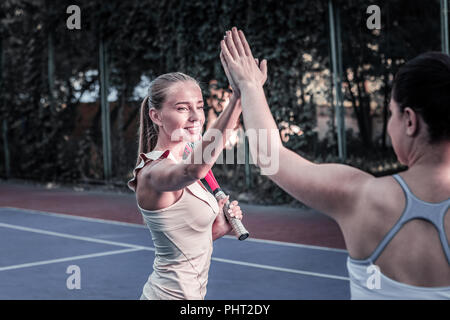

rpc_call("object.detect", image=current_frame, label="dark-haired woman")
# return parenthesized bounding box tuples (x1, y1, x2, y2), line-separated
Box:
(128, 71, 266, 300)
(221, 27, 450, 299)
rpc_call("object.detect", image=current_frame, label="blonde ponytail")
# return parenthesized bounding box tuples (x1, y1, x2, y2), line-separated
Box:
(136, 96, 159, 167)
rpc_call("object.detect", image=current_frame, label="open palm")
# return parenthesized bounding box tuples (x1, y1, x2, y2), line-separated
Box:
(220, 28, 267, 92)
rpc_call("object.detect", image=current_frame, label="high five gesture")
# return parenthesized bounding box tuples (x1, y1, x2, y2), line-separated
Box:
(220, 28, 267, 90)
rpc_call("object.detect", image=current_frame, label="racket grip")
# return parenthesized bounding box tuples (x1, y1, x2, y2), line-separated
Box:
(214, 189, 249, 241)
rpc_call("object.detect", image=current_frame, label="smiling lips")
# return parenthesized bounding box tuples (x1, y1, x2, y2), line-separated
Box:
(185, 125, 201, 135)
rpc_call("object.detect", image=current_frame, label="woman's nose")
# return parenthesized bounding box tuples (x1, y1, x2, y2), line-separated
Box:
(189, 109, 201, 121)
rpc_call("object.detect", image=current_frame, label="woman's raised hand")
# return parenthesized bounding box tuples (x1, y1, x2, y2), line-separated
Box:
(220, 27, 267, 90)
(220, 52, 267, 97)
(220, 50, 240, 96)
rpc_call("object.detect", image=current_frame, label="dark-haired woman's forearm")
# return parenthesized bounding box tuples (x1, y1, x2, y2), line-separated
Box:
(185, 93, 242, 179)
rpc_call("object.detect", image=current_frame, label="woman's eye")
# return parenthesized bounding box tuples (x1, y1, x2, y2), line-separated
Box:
(177, 107, 188, 111)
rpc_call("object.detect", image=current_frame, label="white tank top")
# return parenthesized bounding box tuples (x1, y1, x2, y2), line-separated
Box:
(347, 174, 450, 299)
(128, 150, 219, 300)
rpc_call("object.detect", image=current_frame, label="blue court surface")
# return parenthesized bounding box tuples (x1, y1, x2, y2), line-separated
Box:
(0, 207, 350, 299)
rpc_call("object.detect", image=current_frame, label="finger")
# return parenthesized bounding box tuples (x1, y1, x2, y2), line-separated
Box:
(231, 27, 246, 56)
(220, 52, 233, 81)
(230, 205, 241, 216)
(260, 59, 268, 75)
(220, 40, 234, 63)
(260, 59, 268, 85)
(219, 195, 229, 206)
(238, 29, 253, 58)
(255, 58, 259, 66)
(225, 30, 239, 60)
(220, 51, 229, 70)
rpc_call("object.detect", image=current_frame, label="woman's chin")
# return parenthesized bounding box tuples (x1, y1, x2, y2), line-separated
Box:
(185, 129, 202, 141)
(188, 133, 202, 142)
(178, 133, 201, 143)
(171, 128, 202, 143)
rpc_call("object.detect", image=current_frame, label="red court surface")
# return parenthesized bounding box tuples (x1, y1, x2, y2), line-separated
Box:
(0, 180, 346, 249)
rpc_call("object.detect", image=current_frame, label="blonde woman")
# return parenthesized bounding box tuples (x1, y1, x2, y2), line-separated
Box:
(128, 70, 265, 300)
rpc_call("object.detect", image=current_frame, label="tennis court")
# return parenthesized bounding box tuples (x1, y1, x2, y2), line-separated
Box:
(0, 205, 349, 300)
(1, 0, 449, 305)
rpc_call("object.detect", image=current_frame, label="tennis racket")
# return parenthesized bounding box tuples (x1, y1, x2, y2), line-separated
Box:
(183, 142, 250, 241)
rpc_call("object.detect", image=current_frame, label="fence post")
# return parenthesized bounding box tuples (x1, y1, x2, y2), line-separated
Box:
(442, 0, 449, 54)
(2, 119, 10, 179)
(328, 0, 346, 161)
(99, 36, 112, 181)
(0, 36, 10, 178)
(48, 31, 55, 111)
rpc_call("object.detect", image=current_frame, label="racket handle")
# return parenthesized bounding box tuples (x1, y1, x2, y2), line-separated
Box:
(214, 189, 249, 241)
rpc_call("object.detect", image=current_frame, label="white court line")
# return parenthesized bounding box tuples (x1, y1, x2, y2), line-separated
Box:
(0, 248, 143, 272)
(1, 206, 147, 229)
(0, 222, 347, 281)
(0, 206, 348, 253)
(212, 257, 349, 281)
(0, 222, 153, 251)
(235, 237, 348, 253)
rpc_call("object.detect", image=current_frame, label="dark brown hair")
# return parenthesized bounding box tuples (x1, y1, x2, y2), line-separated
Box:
(392, 52, 450, 143)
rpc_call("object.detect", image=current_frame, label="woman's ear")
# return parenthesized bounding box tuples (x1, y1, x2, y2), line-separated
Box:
(149, 108, 163, 127)
(403, 107, 419, 137)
